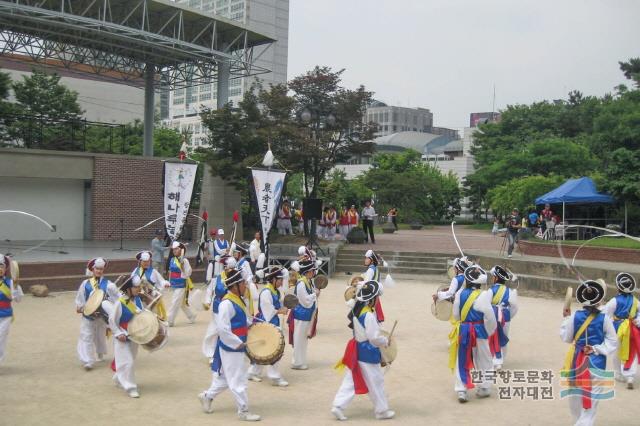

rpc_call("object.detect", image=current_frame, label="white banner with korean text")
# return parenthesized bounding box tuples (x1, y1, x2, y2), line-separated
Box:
(251, 168, 286, 250)
(164, 161, 198, 240)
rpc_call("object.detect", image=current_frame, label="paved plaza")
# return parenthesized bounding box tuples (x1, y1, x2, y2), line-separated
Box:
(2, 276, 637, 425)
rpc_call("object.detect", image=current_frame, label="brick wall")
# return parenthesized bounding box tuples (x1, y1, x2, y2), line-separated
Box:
(519, 241, 640, 264)
(91, 156, 198, 241)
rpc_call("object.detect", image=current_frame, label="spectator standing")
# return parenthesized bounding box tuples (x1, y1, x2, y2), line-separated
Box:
(388, 207, 399, 230)
(541, 203, 554, 233)
(506, 208, 521, 258)
(151, 230, 167, 274)
(347, 205, 359, 233)
(528, 210, 539, 232)
(362, 200, 377, 244)
(339, 207, 349, 238)
(249, 231, 262, 273)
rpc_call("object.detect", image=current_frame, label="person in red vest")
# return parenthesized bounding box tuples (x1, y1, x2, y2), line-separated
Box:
(339, 207, 350, 238)
(347, 205, 359, 233)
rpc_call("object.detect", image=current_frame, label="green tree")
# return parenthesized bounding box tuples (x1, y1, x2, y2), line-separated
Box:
(12, 68, 83, 119)
(487, 175, 565, 216)
(619, 57, 640, 88)
(362, 150, 461, 223)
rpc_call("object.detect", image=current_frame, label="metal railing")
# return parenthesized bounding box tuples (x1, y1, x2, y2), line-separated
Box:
(0, 113, 137, 154)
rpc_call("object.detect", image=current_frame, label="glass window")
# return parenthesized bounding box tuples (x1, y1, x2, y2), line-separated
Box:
(383, 112, 388, 122)
(173, 97, 184, 105)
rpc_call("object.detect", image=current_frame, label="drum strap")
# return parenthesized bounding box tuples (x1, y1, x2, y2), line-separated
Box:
(448, 290, 481, 371)
(224, 291, 247, 311)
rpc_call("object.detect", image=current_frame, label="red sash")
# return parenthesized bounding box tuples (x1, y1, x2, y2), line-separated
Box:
(340, 339, 369, 394)
(624, 324, 640, 370)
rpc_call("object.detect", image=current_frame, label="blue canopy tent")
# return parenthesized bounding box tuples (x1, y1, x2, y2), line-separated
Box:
(535, 177, 621, 236)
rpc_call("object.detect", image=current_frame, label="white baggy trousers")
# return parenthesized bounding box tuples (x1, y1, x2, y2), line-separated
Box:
(333, 361, 389, 415)
(114, 339, 139, 392)
(204, 349, 250, 413)
(77, 317, 108, 367)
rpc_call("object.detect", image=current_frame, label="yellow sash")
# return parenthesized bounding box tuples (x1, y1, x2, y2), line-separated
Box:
(449, 290, 481, 371)
(0, 279, 11, 300)
(563, 313, 597, 371)
(617, 298, 639, 362)
(224, 291, 247, 313)
(172, 256, 194, 305)
(492, 285, 507, 305)
(119, 297, 140, 316)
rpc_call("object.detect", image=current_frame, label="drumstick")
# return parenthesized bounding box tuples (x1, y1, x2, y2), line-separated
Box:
(388, 320, 398, 340)
(247, 339, 266, 346)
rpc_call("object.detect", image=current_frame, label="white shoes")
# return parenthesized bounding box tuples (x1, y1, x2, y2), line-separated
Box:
(83, 363, 93, 371)
(248, 374, 262, 382)
(507, 254, 513, 258)
(627, 377, 634, 390)
(457, 391, 468, 403)
(127, 389, 140, 398)
(238, 411, 261, 421)
(198, 392, 213, 413)
(168, 322, 175, 327)
(375, 410, 395, 420)
(331, 407, 347, 421)
(291, 364, 308, 370)
(476, 388, 491, 398)
(97, 354, 105, 361)
(272, 378, 289, 387)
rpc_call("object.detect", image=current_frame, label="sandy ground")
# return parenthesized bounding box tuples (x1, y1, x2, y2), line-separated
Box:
(2, 275, 637, 426)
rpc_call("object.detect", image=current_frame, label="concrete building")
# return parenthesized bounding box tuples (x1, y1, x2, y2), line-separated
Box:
(365, 104, 433, 137)
(169, 0, 289, 147)
(0, 56, 146, 123)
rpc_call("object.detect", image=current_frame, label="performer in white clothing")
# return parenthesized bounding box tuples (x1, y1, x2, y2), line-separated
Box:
(332, 280, 395, 421)
(232, 243, 258, 313)
(287, 259, 319, 370)
(199, 269, 261, 421)
(202, 255, 236, 359)
(131, 250, 169, 321)
(207, 229, 229, 281)
(488, 265, 519, 369)
(75, 257, 120, 370)
(561, 279, 617, 426)
(603, 272, 640, 389)
(0, 255, 23, 365)
(248, 266, 289, 386)
(435, 257, 471, 302)
(109, 276, 144, 398)
(277, 200, 293, 235)
(450, 265, 497, 403)
(167, 241, 196, 326)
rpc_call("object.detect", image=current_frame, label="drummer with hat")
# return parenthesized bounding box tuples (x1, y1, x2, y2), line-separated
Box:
(449, 265, 497, 403)
(167, 241, 196, 327)
(109, 276, 145, 398)
(247, 266, 289, 387)
(199, 269, 261, 422)
(603, 272, 640, 389)
(75, 257, 120, 370)
(488, 265, 519, 370)
(434, 257, 471, 303)
(332, 280, 395, 421)
(132, 250, 169, 321)
(561, 279, 617, 425)
(0, 254, 23, 365)
(202, 255, 237, 359)
(362, 250, 385, 323)
(288, 259, 319, 370)
(232, 242, 258, 314)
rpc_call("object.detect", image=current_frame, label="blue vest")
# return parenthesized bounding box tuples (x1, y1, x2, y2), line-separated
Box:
(0, 278, 13, 318)
(212, 274, 227, 314)
(459, 288, 488, 338)
(134, 266, 156, 285)
(218, 299, 248, 353)
(293, 278, 316, 321)
(214, 240, 229, 256)
(356, 310, 381, 364)
(169, 257, 186, 288)
(118, 296, 143, 329)
(490, 284, 512, 322)
(573, 310, 607, 370)
(83, 277, 109, 321)
(368, 265, 379, 282)
(257, 286, 281, 326)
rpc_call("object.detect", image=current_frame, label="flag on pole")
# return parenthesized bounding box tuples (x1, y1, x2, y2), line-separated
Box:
(251, 168, 286, 265)
(196, 210, 208, 266)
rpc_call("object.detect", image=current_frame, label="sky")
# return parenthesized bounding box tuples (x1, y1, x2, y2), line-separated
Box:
(287, 0, 640, 130)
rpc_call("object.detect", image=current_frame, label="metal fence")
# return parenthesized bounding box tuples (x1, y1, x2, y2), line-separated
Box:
(0, 113, 137, 154)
